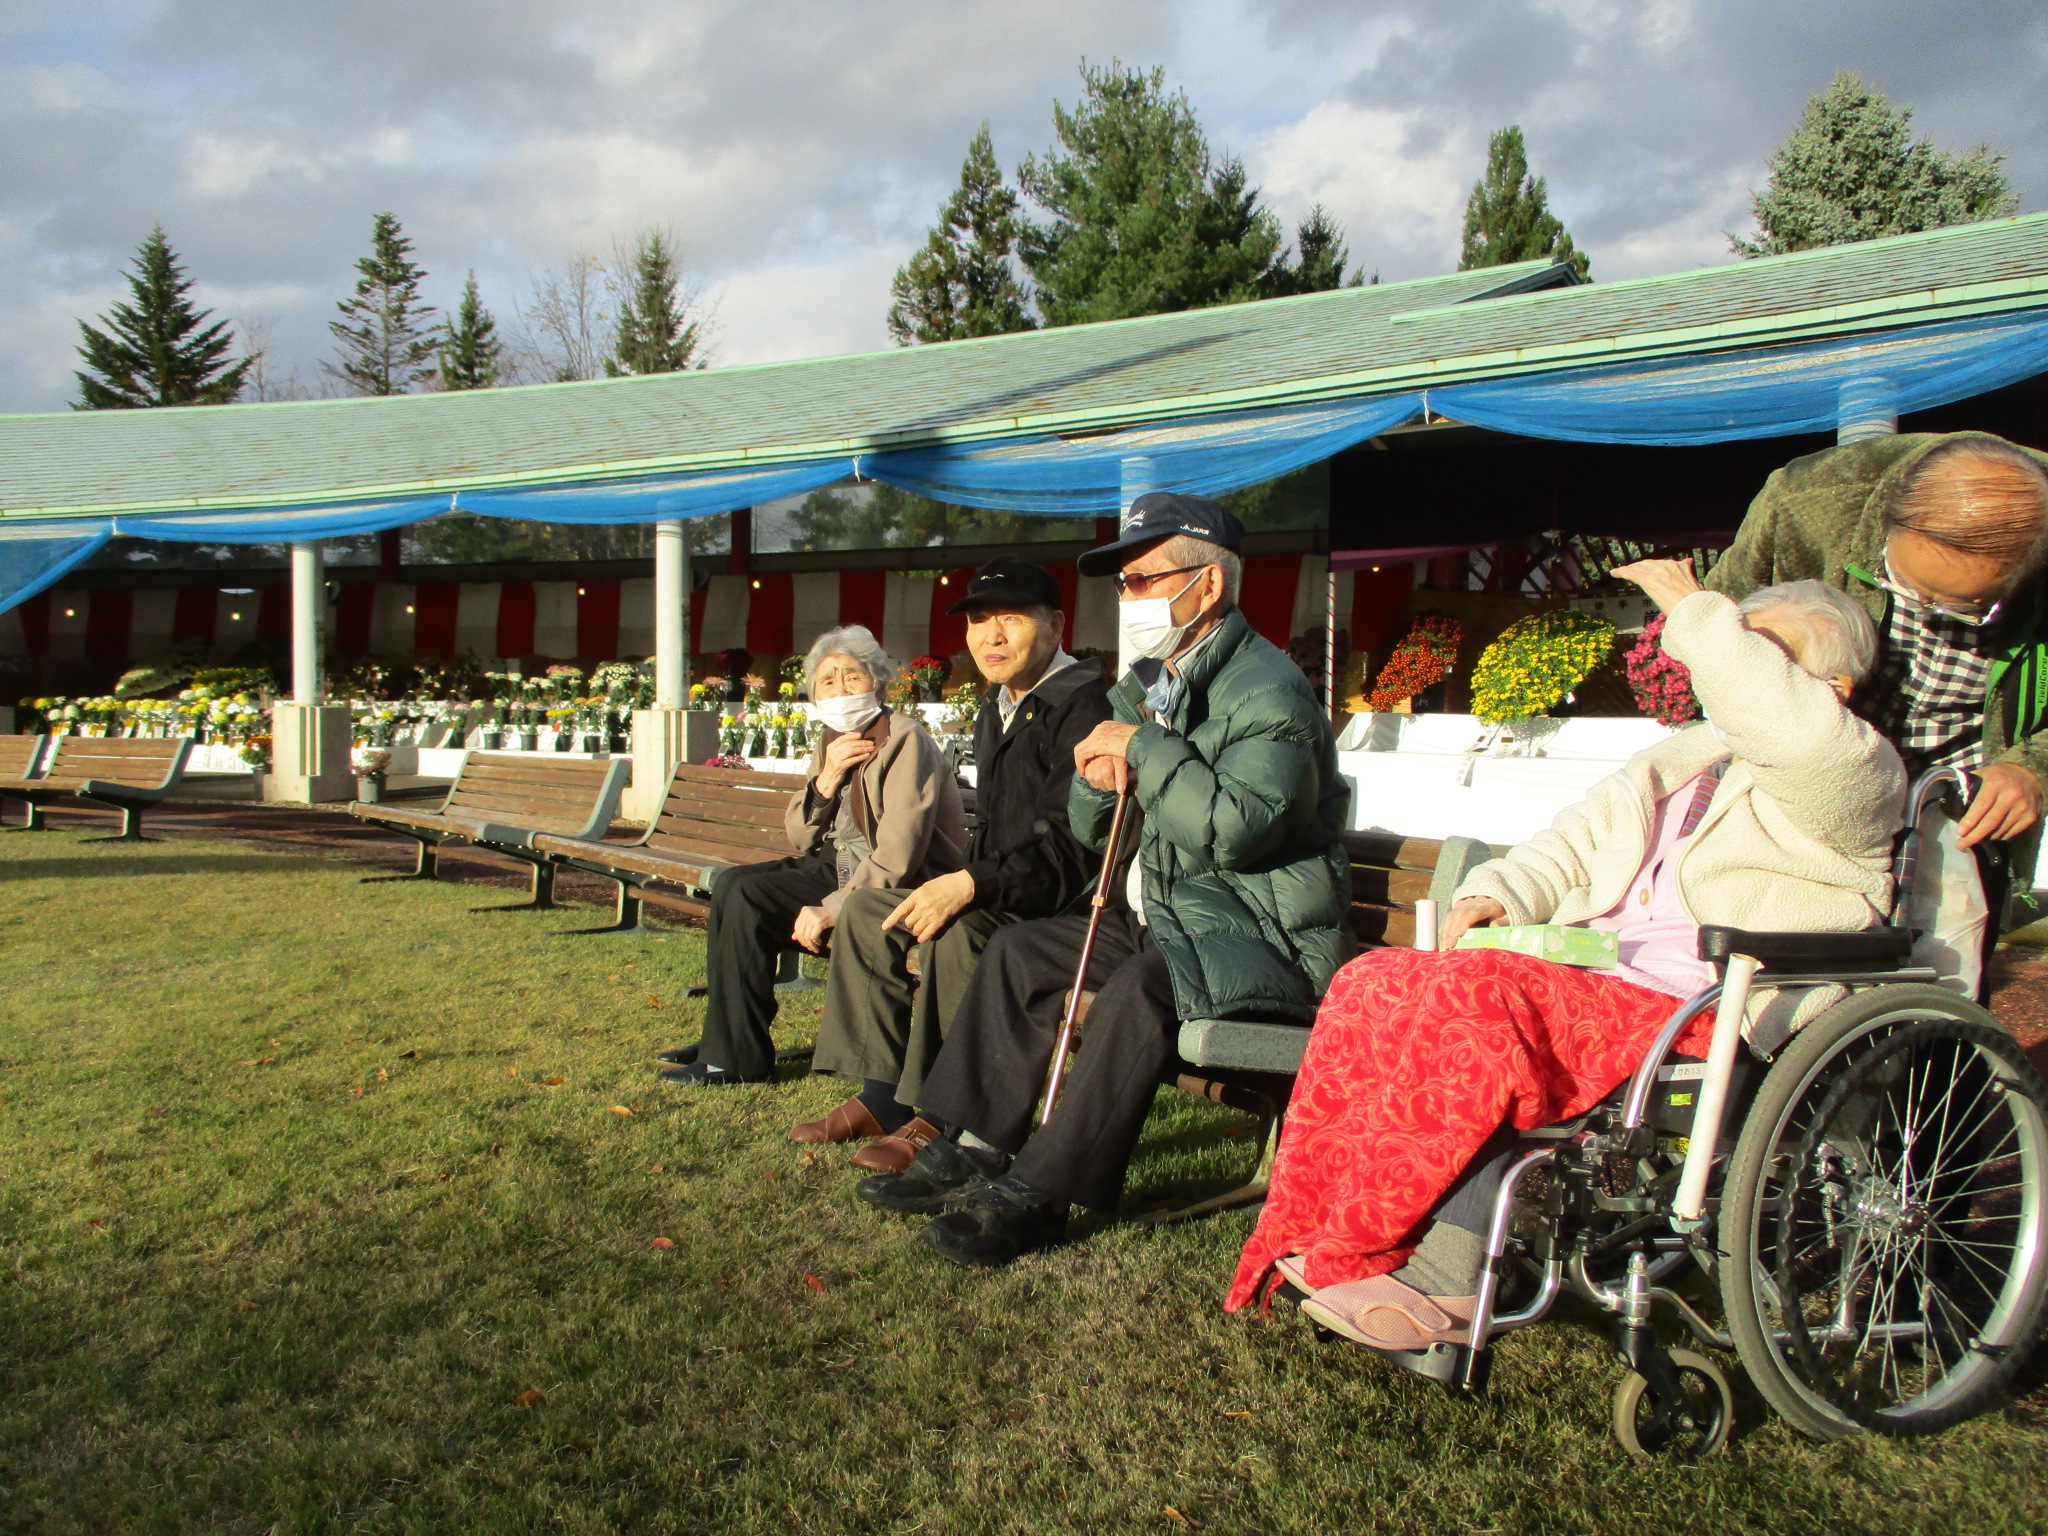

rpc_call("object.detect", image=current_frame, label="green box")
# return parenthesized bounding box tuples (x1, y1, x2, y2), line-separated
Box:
(1456, 923, 1619, 968)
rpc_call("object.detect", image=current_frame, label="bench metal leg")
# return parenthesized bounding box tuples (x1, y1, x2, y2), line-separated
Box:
(361, 838, 440, 883)
(1126, 1098, 1284, 1228)
(773, 945, 823, 992)
(78, 803, 157, 843)
(3, 800, 48, 831)
(555, 878, 652, 937)
(470, 858, 557, 913)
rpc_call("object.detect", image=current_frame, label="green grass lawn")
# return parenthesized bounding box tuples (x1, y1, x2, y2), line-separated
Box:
(3, 827, 2047, 1535)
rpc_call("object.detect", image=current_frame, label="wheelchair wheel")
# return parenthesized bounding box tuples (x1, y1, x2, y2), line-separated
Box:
(1721, 985, 2048, 1440)
(1611, 1349, 1733, 1462)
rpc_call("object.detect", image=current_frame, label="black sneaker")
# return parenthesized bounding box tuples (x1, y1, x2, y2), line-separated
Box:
(657, 1061, 745, 1086)
(655, 1043, 699, 1065)
(856, 1136, 1007, 1215)
(919, 1175, 1069, 1269)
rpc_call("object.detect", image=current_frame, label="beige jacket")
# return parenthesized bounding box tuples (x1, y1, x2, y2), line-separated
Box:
(784, 708, 968, 920)
(1455, 591, 1907, 1036)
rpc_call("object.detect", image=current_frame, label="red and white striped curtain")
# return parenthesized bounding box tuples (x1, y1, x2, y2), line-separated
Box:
(3, 556, 1372, 668)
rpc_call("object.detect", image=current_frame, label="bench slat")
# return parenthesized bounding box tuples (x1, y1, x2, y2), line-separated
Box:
(658, 796, 788, 831)
(449, 779, 613, 813)
(1342, 830, 1449, 873)
(459, 758, 619, 788)
(1349, 866, 1432, 909)
(676, 764, 807, 791)
(645, 823, 791, 862)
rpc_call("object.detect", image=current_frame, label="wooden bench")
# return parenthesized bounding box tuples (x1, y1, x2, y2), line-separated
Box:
(532, 762, 809, 936)
(0, 735, 46, 828)
(349, 752, 630, 912)
(0, 735, 191, 840)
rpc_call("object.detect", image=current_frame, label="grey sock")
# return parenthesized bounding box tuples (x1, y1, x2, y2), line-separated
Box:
(1391, 1220, 1485, 1298)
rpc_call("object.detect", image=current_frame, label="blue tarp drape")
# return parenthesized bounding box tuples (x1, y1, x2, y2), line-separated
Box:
(6, 308, 2047, 615)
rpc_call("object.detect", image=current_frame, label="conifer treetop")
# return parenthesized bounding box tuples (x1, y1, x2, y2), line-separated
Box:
(73, 224, 252, 410)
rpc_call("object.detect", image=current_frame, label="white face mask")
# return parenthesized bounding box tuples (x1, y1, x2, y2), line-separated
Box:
(1119, 573, 1203, 662)
(814, 691, 881, 734)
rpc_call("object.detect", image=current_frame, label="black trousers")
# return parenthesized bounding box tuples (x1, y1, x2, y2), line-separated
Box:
(699, 853, 838, 1080)
(919, 910, 1179, 1211)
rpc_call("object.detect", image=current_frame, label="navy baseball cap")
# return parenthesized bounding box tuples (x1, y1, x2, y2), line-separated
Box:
(945, 555, 1065, 616)
(1077, 491, 1246, 577)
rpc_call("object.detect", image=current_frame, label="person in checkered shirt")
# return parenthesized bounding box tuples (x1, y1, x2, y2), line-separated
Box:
(1708, 432, 2048, 860)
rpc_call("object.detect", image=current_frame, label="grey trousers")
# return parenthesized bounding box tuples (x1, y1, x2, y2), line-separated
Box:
(808, 885, 1015, 1106)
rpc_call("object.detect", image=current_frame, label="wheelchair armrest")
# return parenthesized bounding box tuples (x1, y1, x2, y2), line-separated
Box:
(1696, 924, 1914, 972)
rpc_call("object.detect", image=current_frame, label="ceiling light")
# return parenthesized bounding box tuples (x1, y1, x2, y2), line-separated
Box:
(63, 607, 75, 617)
(750, 579, 760, 589)
(405, 605, 415, 614)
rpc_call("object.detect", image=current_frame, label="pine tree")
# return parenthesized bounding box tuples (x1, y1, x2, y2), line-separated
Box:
(1264, 204, 1356, 297)
(1459, 126, 1588, 279)
(438, 272, 503, 391)
(327, 212, 439, 396)
(607, 230, 704, 376)
(888, 124, 1036, 345)
(72, 226, 252, 409)
(1018, 62, 1285, 325)
(1733, 71, 2018, 257)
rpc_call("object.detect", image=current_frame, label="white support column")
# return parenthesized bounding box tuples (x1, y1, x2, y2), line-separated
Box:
(291, 540, 322, 703)
(1837, 377, 1899, 444)
(1117, 456, 1164, 677)
(627, 517, 713, 823)
(268, 539, 354, 804)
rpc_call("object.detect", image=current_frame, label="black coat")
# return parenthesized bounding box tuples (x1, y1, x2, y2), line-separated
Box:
(964, 656, 1113, 919)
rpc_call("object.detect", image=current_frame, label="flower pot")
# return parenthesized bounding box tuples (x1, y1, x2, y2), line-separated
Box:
(480, 729, 503, 750)
(578, 732, 603, 754)
(514, 729, 539, 751)
(610, 732, 630, 753)
(356, 773, 385, 804)
(247, 769, 267, 801)
(553, 730, 574, 752)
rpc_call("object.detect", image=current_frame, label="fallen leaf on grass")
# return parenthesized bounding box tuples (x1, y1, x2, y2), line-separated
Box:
(236, 1299, 260, 1312)
(399, 1050, 419, 1059)
(1163, 1510, 1200, 1529)
(87, 1217, 106, 1229)
(647, 995, 662, 1009)
(801, 1149, 818, 1167)
(803, 1273, 826, 1294)
(1220, 1411, 1254, 1418)
(512, 1390, 542, 1408)
(349, 1087, 364, 1097)
(823, 1358, 856, 1371)
(608, 1105, 637, 1116)
(507, 1067, 520, 1078)
(649, 1237, 676, 1250)
(238, 1057, 274, 1067)
(376, 1068, 389, 1081)
(649, 1164, 666, 1174)
(269, 1038, 280, 1047)
(541, 1077, 564, 1087)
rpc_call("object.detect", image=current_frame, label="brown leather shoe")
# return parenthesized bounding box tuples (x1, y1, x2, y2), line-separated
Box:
(789, 1096, 885, 1146)
(848, 1116, 942, 1173)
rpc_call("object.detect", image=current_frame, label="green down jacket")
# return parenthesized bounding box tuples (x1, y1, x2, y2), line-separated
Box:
(1704, 431, 2048, 791)
(1069, 607, 1353, 1023)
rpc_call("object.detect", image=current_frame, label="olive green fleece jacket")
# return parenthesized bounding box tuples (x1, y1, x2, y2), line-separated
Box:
(1069, 607, 1353, 1024)
(1704, 431, 2048, 793)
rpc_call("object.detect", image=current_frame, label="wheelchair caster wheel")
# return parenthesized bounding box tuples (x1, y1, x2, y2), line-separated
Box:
(1611, 1349, 1733, 1462)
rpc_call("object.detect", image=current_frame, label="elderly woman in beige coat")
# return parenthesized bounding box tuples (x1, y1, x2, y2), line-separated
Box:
(1227, 565, 1906, 1346)
(658, 625, 967, 1086)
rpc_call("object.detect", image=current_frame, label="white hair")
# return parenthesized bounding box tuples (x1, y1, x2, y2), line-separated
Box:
(1738, 580, 1878, 683)
(1156, 534, 1243, 608)
(803, 625, 897, 692)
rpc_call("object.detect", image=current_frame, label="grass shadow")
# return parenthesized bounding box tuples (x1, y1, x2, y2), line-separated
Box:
(0, 854, 327, 881)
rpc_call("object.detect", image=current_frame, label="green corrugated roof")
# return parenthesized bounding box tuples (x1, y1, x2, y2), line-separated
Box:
(6, 212, 2048, 521)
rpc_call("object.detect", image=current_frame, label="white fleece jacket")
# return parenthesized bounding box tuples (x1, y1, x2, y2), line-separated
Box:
(1453, 590, 1908, 1038)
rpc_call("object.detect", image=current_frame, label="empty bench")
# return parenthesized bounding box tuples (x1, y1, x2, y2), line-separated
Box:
(0, 735, 192, 840)
(532, 762, 810, 934)
(0, 735, 45, 827)
(350, 751, 630, 910)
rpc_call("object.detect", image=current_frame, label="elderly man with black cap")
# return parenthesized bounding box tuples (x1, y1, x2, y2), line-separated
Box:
(789, 557, 1113, 1164)
(857, 494, 1353, 1267)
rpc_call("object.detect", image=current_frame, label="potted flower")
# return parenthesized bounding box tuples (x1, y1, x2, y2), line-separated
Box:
(908, 654, 950, 703)
(1365, 616, 1463, 714)
(1623, 614, 1700, 727)
(352, 745, 392, 802)
(1470, 609, 1617, 747)
(240, 733, 271, 798)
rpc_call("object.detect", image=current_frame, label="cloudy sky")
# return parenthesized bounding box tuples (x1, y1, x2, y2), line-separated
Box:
(3, 0, 2043, 414)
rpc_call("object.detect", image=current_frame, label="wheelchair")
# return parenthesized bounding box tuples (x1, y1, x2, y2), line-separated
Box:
(1309, 767, 2048, 1459)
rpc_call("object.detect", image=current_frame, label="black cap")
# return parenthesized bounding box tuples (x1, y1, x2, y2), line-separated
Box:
(945, 555, 1065, 616)
(1077, 491, 1246, 577)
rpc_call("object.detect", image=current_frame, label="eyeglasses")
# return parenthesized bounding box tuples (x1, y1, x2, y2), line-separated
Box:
(1845, 563, 2005, 628)
(1113, 564, 1207, 597)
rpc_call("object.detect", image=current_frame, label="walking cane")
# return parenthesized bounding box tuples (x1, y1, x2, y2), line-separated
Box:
(1038, 777, 1133, 1126)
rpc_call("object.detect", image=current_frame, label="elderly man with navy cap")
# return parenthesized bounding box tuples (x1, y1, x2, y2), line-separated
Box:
(858, 493, 1353, 1266)
(791, 556, 1113, 1164)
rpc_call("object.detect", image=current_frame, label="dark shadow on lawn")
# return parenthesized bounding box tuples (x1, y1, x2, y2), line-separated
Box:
(0, 855, 328, 881)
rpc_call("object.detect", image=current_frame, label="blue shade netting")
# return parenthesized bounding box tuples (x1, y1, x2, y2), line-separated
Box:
(1432, 310, 2048, 446)
(452, 458, 854, 525)
(0, 527, 111, 613)
(863, 395, 1422, 513)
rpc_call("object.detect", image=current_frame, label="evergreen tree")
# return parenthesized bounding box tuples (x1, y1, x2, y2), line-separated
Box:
(73, 226, 252, 409)
(607, 230, 704, 376)
(1733, 71, 2018, 257)
(888, 123, 1036, 344)
(439, 271, 503, 391)
(327, 212, 439, 396)
(1264, 204, 1357, 297)
(1018, 62, 1285, 325)
(1459, 126, 1588, 279)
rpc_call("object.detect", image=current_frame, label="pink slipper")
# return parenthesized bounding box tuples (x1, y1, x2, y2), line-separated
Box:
(1300, 1274, 1476, 1350)
(1274, 1254, 1316, 1294)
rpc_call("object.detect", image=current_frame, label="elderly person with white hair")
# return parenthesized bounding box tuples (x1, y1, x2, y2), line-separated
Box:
(1226, 564, 1908, 1347)
(657, 625, 968, 1086)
